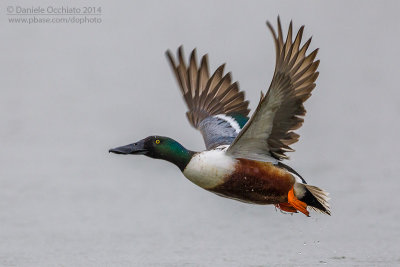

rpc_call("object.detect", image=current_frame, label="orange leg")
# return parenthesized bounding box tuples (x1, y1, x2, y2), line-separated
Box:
(287, 187, 309, 217)
(275, 202, 298, 213)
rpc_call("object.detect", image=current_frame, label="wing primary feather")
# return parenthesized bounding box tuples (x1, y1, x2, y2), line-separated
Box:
(177, 47, 192, 104)
(277, 17, 284, 51)
(292, 51, 319, 81)
(189, 49, 198, 100)
(283, 21, 293, 62)
(227, 17, 320, 161)
(197, 54, 210, 107)
(204, 72, 232, 112)
(166, 49, 191, 107)
(201, 64, 225, 109)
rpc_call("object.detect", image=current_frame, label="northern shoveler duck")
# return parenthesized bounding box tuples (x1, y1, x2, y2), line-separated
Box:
(110, 17, 330, 216)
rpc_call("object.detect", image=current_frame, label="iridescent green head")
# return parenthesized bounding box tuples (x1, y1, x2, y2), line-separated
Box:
(109, 136, 194, 171)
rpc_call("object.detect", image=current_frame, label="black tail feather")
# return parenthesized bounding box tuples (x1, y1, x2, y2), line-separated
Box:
(301, 185, 331, 215)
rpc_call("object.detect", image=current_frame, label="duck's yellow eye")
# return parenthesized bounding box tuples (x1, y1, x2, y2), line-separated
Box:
(155, 139, 160, 144)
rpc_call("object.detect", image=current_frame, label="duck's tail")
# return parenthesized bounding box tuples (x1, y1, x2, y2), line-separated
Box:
(275, 184, 331, 216)
(299, 184, 331, 215)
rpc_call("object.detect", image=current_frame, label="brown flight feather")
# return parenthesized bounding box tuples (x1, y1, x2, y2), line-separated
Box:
(166, 47, 250, 129)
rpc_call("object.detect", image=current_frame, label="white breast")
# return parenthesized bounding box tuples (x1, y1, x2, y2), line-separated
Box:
(183, 149, 236, 189)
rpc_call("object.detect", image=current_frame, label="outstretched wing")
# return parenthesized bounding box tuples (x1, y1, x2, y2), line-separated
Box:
(227, 17, 320, 161)
(166, 47, 250, 149)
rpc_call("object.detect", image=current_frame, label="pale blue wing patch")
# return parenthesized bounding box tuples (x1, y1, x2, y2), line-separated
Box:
(198, 115, 243, 150)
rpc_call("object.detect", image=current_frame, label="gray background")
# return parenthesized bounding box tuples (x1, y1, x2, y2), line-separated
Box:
(1, 0, 399, 266)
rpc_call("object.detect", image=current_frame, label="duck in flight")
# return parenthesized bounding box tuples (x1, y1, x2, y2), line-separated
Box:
(109, 17, 330, 216)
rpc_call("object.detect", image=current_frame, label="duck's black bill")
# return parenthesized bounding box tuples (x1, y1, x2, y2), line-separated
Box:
(109, 140, 147, 155)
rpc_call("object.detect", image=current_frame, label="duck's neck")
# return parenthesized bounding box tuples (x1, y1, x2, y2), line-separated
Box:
(151, 141, 195, 171)
(167, 147, 195, 171)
